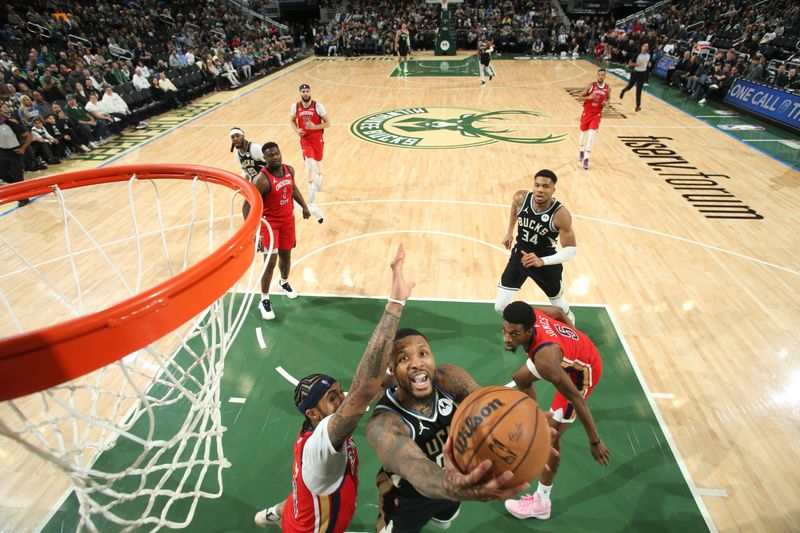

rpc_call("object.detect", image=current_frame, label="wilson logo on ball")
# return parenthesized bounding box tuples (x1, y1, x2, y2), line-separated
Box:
(454, 398, 505, 454)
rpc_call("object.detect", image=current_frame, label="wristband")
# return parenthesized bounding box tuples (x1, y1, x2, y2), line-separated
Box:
(590, 440, 602, 446)
(387, 298, 405, 306)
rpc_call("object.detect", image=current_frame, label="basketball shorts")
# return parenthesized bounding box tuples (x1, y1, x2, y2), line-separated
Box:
(580, 111, 602, 131)
(398, 43, 409, 58)
(300, 136, 324, 161)
(550, 350, 602, 424)
(499, 250, 564, 298)
(377, 485, 460, 533)
(259, 216, 295, 253)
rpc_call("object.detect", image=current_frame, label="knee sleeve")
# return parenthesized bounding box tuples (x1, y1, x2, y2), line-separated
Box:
(494, 286, 517, 315)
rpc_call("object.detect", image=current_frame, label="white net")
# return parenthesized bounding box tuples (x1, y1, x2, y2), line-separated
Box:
(0, 169, 267, 531)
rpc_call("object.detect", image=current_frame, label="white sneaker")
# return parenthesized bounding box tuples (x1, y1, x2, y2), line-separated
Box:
(279, 281, 298, 299)
(260, 299, 275, 320)
(308, 203, 324, 224)
(254, 505, 281, 527)
(698, 98, 707, 105)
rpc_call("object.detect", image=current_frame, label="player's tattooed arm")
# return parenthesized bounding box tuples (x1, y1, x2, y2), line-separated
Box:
(366, 412, 528, 502)
(327, 245, 414, 450)
(367, 411, 455, 500)
(327, 310, 400, 449)
(434, 364, 480, 403)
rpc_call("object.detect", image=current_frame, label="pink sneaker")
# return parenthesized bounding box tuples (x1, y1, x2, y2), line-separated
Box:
(504, 492, 551, 520)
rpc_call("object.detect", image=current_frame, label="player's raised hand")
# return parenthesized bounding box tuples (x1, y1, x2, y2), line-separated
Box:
(389, 244, 415, 303)
(591, 440, 611, 465)
(441, 436, 529, 501)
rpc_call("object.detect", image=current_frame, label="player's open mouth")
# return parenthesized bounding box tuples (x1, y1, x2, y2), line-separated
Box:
(410, 373, 430, 390)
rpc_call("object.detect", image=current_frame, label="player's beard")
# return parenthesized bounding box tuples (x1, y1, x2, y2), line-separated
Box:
(301, 95, 311, 103)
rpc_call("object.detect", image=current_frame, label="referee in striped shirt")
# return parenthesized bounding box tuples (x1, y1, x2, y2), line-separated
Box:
(619, 43, 651, 112)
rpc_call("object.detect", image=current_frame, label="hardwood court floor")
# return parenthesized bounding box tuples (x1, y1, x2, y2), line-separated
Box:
(2, 54, 799, 531)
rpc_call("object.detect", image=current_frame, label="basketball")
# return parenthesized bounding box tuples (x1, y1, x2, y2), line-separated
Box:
(450, 386, 550, 488)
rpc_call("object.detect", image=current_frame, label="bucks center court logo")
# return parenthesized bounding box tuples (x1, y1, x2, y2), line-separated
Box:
(350, 107, 567, 149)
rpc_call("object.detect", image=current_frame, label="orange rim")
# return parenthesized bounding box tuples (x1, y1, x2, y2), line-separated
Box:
(0, 164, 262, 401)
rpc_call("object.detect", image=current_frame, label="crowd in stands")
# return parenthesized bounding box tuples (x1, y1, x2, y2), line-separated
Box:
(311, 0, 799, 105)
(2, 0, 798, 176)
(1, 0, 299, 172)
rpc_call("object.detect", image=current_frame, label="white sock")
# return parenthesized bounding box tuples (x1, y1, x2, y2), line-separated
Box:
(479, 63, 486, 81)
(261, 293, 269, 301)
(307, 183, 316, 203)
(579, 130, 588, 152)
(279, 278, 288, 285)
(586, 129, 597, 155)
(536, 482, 552, 504)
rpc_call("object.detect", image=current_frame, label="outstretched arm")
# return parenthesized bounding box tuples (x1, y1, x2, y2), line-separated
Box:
(326, 245, 415, 449)
(366, 411, 528, 502)
(536, 345, 611, 465)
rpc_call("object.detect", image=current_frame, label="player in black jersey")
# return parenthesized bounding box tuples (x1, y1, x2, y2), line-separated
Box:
(495, 169, 577, 324)
(478, 34, 495, 84)
(231, 127, 265, 180)
(395, 23, 411, 77)
(366, 330, 529, 533)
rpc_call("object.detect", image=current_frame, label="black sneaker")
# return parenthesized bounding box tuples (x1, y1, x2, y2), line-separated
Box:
(260, 299, 275, 320)
(279, 281, 298, 299)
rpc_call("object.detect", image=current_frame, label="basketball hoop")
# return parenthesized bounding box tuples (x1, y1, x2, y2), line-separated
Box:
(0, 165, 266, 530)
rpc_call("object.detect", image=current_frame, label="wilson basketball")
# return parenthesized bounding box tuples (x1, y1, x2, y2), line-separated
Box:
(450, 386, 550, 488)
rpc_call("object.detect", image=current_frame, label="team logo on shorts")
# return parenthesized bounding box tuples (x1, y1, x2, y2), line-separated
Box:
(350, 107, 567, 149)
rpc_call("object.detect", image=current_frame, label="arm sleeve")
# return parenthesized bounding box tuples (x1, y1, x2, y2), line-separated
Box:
(541, 246, 576, 266)
(290, 102, 297, 116)
(250, 142, 265, 161)
(301, 415, 348, 496)
(315, 101, 327, 117)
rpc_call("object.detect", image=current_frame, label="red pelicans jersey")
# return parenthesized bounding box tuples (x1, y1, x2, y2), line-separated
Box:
(295, 100, 324, 141)
(525, 310, 602, 390)
(260, 164, 295, 220)
(282, 426, 359, 533)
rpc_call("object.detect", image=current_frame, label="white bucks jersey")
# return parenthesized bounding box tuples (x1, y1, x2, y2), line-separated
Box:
(514, 193, 563, 256)
(374, 384, 456, 499)
(236, 141, 265, 180)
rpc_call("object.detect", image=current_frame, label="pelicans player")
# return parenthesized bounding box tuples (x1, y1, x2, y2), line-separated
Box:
(578, 68, 610, 171)
(291, 83, 330, 202)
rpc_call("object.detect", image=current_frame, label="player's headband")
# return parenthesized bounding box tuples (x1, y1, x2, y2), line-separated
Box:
(229, 127, 244, 137)
(296, 375, 337, 414)
(299, 83, 310, 91)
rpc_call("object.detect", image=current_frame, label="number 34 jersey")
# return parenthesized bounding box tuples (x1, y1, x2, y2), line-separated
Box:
(514, 193, 563, 257)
